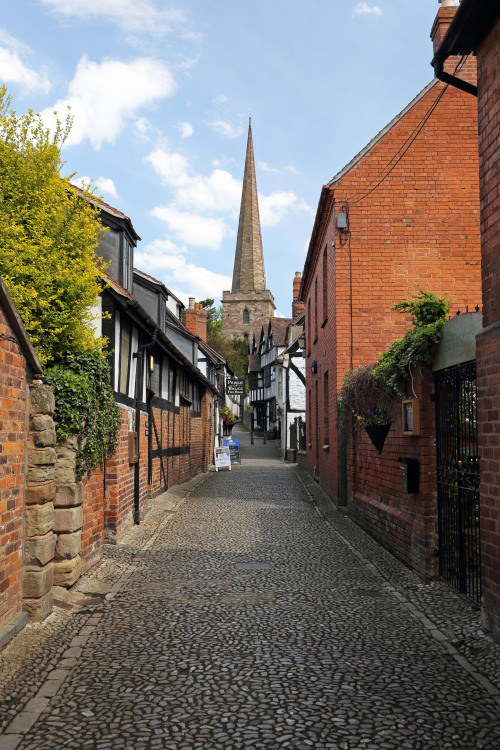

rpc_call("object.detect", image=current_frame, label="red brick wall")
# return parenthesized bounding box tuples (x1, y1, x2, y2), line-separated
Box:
(349, 367, 438, 578)
(476, 18, 500, 640)
(81, 466, 104, 573)
(303, 76, 481, 572)
(0, 305, 27, 632)
(103, 407, 148, 543)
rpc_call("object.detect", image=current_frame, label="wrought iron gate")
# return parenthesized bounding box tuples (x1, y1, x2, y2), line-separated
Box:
(435, 360, 481, 602)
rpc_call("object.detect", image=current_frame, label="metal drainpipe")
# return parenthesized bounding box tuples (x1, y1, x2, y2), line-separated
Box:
(432, 59, 478, 97)
(133, 328, 158, 524)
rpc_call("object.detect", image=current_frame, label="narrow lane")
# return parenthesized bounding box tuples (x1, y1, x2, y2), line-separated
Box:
(6, 429, 500, 749)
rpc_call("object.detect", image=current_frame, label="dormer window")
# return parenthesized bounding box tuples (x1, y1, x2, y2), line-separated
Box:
(243, 308, 250, 325)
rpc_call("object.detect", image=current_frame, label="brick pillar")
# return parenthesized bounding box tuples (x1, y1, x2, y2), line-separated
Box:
(24, 382, 57, 621)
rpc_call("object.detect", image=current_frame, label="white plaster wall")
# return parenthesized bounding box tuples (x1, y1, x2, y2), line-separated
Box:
(289, 359, 306, 411)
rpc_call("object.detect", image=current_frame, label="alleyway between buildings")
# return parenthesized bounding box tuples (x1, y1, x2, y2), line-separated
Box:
(1, 427, 500, 750)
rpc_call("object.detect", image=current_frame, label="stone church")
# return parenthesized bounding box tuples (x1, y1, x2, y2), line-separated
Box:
(222, 120, 275, 342)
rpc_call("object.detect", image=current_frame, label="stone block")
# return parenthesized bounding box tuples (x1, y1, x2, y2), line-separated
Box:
(53, 555, 82, 588)
(55, 483, 83, 507)
(23, 591, 53, 622)
(25, 533, 56, 566)
(54, 506, 83, 533)
(55, 457, 78, 484)
(34, 430, 57, 447)
(55, 529, 82, 559)
(30, 385, 55, 416)
(25, 481, 56, 505)
(29, 447, 57, 466)
(25, 505, 54, 537)
(23, 565, 53, 599)
(27, 465, 56, 483)
(31, 415, 55, 432)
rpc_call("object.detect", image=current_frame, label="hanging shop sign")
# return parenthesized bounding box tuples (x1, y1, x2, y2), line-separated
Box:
(226, 378, 245, 396)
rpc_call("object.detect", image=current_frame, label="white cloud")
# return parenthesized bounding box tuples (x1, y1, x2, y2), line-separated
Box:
(213, 94, 229, 104)
(209, 119, 244, 139)
(135, 240, 232, 301)
(40, 0, 186, 37)
(151, 206, 233, 249)
(72, 175, 118, 199)
(259, 161, 279, 173)
(353, 2, 382, 17)
(177, 121, 193, 138)
(145, 145, 312, 249)
(260, 192, 314, 228)
(40, 55, 176, 149)
(0, 30, 51, 95)
(146, 148, 241, 213)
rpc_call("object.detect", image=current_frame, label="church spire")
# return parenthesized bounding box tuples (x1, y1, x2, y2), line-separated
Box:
(231, 119, 266, 293)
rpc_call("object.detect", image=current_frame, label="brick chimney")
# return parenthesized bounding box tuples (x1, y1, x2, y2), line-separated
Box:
(292, 271, 305, 319)
(184, 298, 208, 342)
(431, 1, 476, 83)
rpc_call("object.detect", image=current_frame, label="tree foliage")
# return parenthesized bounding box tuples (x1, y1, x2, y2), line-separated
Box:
(0, 87, 105, 366)
(199, 299, 248, 380)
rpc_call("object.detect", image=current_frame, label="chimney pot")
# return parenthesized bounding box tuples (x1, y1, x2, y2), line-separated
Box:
(188, 297, 195, 309)
(439, 0, 455, 6)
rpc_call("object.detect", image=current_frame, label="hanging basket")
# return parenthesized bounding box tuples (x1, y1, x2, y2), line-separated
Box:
(364, 422, 392, 454)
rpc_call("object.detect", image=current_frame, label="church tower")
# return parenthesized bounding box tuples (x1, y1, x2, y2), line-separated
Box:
(222, 119, 275, 342)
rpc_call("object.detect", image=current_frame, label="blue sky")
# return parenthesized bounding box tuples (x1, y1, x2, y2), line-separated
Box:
(1, 0, 456, 316)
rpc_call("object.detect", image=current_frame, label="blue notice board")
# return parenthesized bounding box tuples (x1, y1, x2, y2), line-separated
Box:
(223, 438, 241, 464)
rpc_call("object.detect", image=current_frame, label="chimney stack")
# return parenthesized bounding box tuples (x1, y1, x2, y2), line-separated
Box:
(184, 299, 208, 342)
(292, 271, 305, 319)
(431, 0, 476, 84)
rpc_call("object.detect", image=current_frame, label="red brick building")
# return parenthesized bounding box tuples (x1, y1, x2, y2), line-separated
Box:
(299, 2, 481, 577)
(0, 277, 42, 643)
(433, 0, 500, 638)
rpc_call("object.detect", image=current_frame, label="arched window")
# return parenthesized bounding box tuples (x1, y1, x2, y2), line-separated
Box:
(243, 308, 250, 325)
(245, 233, 251, 244)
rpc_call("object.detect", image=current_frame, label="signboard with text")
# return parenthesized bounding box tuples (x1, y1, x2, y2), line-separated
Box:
(226, 378, 245, 396)
(223, 438, 241, 464)
(214, 446, 231, 471)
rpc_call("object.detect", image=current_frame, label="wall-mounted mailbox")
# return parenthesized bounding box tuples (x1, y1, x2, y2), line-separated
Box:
(398, 457, 419, 494)
(402, 398, 420, 436)
(128, 431, 138, 464)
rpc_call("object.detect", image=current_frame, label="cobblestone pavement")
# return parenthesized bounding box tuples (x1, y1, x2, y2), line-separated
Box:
(1, 427, 500, 749)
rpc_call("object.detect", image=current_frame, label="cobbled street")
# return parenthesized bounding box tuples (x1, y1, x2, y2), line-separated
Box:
(1, 427, 500, 750)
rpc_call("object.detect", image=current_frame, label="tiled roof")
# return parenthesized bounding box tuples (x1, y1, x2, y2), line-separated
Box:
(248, 355, 261, 372)
(102, 270, 133, 300)
(269, 317, 293, 346)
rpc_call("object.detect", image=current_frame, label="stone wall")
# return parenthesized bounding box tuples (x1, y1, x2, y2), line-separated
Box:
(23, 383, 57, 621)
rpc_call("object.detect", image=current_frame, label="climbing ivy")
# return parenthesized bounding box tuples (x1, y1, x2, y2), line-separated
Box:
(45, 351, 121, 479)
